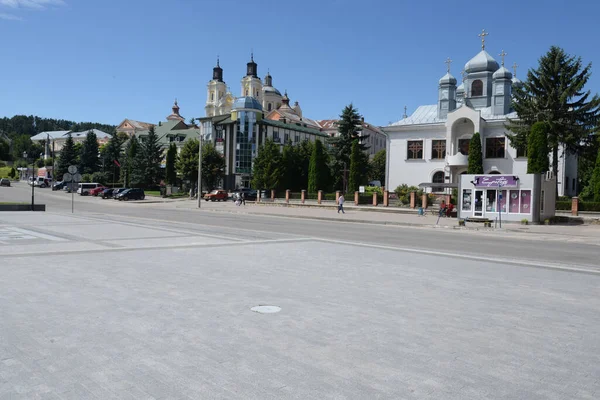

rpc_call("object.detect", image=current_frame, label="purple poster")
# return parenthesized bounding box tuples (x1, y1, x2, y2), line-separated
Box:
(499, 190, 507, 212)
(509, 190, 520, 213)
(520, 190, 531, 214)
(474, 175, 518, 188)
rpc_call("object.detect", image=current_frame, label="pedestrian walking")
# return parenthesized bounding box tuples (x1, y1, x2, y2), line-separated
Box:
(338, 193, 345, 214)
(241, 192, 246, 206)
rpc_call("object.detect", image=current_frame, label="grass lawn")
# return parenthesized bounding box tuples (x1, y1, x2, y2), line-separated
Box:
(145, 190, 188, 198)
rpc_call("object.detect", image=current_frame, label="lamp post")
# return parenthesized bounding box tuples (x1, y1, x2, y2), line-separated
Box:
(23, 151, 35, 211)
(197, 131, 203, 208)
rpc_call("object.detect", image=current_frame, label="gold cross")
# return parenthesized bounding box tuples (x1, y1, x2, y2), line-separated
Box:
(445, 57, 452, 73)
(512, 62, 518, 78)
(478, 29, 489, 50)
(499, 50, 507, 66)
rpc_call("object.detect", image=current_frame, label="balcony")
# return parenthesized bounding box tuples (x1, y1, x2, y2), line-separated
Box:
(447, 152, 468, 166)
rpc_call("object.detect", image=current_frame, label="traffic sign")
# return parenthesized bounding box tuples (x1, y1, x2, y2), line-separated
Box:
(68, 165, 78, 174)
(73, 173, 82, 183)
(63, 173, 72, 182)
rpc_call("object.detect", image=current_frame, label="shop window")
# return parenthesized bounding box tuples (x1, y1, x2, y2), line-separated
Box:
(520, 190, 531, 214)
(432, 171, 445, 193)
(486, 190, 497, 212)
(462, 189, 472, 211)
(458, 139, 470, 155)
(407, 140, 423, 160)
(431, 140, 446, 159)
(509, 190, 520, 213)
(471, 80, 483, 96)
(485, 137, 505, 158)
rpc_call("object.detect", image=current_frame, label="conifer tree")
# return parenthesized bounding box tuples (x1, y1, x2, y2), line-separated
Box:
(467, 132, 483, 174)
(527, 122, 549, 174)
(308, 139, 327, 193)
(348, 140, 360, 193)
(57, 133, 77, 177)
(79, 130, 100, 175)
(165, 143, 177, 185)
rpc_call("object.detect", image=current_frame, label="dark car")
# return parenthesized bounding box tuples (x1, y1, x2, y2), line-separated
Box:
(101, 188, 115, 199)
(112, 188, 128, 199)
(0, 178, 10, 187)
(116, 188, 145, 201)
(52, 181, 66, 190)
(233, 188, 258, 201)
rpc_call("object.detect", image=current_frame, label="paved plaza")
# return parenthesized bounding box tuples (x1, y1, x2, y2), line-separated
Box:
(0, 211, 599, 399)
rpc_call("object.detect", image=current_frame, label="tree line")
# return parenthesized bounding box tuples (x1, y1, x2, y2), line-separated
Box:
(251, 104, 386, 194)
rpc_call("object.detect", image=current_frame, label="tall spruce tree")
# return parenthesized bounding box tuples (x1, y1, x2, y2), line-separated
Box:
(165, 143, 178, 185)
(136, 126, 163, 188)
(527, 122, 550, 174)
(308, 139, 327, 193)
(104, 132, 123, 185)
(201, 141, 225, 191)
(124, 136, 140, 187)
(279, 141, 297, 192)
(467, 132, 484, 174)
(57, 133, 77, 177)
(508, 46, 600, 181)
(79, 130, 100, 175)
(251, 139, 282, 190)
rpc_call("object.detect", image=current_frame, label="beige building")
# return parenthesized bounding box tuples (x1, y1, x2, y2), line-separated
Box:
(315, 119, 387, 158)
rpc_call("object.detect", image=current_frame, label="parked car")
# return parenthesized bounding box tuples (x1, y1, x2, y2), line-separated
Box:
(28, 177, 48, 188)
(0, 178, 10, 187)
(204, 189, 228, 201)
(101, 188, 115, 199)
(112, 188, 128, 199)
(89, 186, 107, 196)
(53, 181, 66, 190)
(232, 188, 258, 201)
(116, 188, 145, 201)
(64, 182, 78, 193)
(77, 183, 102, 196)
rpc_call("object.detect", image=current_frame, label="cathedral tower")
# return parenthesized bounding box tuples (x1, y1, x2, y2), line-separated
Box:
(240, 53, 263, 104)
(437, 57, 457, 119)
(206, 58, 227, 117)
(492, 50, 513, 115)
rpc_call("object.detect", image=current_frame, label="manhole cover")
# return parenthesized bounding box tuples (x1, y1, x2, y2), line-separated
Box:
(251, 305, 281, 314)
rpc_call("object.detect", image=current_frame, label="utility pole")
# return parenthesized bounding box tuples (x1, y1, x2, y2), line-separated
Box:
(197, 131, 203, 208)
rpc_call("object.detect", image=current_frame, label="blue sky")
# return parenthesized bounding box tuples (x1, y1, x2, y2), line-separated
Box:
(1, 0, 599, 128)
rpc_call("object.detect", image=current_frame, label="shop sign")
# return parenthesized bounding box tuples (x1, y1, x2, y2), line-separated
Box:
(474, 175, 518, 188)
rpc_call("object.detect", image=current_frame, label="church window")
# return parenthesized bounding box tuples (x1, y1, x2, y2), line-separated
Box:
(256, 90, 259, 97)
(407, 140, 423, 160)
(471, 80, 483, 96)
(268, 103, 272, 111)
(432, 171, 445, 193)
(245, 90, 249, 96)
(211, 91, 214, 101)
(485, 137, 506, 158)
(431, 140, 446, 159)
(516, 144, 527, 158)
(458, 139, 470, 156)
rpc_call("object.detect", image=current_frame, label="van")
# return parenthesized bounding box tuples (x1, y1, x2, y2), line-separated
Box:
(77, 183, 102, 195)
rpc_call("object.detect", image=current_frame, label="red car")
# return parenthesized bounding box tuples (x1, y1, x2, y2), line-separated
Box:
(89, 186, 107, 196)
(204, 190, 228, 201)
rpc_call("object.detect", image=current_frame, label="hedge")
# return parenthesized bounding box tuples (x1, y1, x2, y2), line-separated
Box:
(556, 201, 600, 212)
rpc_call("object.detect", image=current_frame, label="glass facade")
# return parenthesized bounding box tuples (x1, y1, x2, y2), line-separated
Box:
(235, 112, 256, 174)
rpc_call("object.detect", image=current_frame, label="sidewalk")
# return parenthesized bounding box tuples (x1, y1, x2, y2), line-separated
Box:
(166, 199, 600, 241)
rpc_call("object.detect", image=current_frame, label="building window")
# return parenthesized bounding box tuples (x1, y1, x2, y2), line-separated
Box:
(471, 80, 483, 96)
(273, 131, 280, 143)
(211, 92, 214, 101)
(245, 90, 249, 96)
(432, 171, 445, 193)
(458, 138, 470, 156)
(268, 103, 272, 111)
(407, 140, 423, 160)
(565, 176, 569, 191)
(516, 144, 527, 158)
(485, 137, 506, 158)
(431, 140, 446, 159)
(294, 134, 299, 143)
(540, 190, 545, 212)
(284, 133, 289, 143)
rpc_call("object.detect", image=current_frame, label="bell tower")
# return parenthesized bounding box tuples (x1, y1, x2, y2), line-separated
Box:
(240, 53, 263, 103)
(206, 57, 227, 117)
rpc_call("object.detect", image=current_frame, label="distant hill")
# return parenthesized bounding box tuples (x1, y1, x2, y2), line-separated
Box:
(0, 115, 116, 139)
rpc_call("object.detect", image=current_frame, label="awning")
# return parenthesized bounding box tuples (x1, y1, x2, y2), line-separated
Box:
(418, 182, 458, 188)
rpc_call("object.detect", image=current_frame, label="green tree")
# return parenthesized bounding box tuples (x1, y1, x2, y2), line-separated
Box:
(251, 139, 282, 190)
(201, 141, 225, 191)
(8, 167, 16, 179)
(177, 138, 199, 191)
(308, 139, 328, 193)
(279, 140, 297, 191)
(103, 132, 124, 185)
(348, 140, 361, 193)
(123, 136, 140, 187)
(587, 138, 600, 201)
(294, 139, 313, 191)
(56, 133, 77, 178)
(527, 122, 549, 174)
(79, 130, 100, 175)
(165, 143, 178, 185)
(369, 149, 386, 184)
(0, 139, 10, 161)
(508, 46, 600, 181)
(135, 126, 163, 188)
(467, 132, 484, 174)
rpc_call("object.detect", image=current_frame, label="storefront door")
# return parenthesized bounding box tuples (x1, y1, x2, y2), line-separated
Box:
(474, 190, 483, 217)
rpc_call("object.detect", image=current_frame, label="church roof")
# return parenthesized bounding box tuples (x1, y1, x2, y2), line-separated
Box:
(387, 104, 517, 127)
(263, 86, 281, 96)
(464, 50, 499, 73)
(31, 130, 71, 141)
(493, 66, 512, 80)
(439, 72, 457, 85)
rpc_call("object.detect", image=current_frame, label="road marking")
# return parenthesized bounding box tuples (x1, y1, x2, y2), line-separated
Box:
(315, 238, 600, 275)
(0, 227, 67, 243)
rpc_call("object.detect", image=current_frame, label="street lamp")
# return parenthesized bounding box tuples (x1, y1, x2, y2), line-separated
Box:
(197, 130, 203, 208)
(23, 151, 35, 211)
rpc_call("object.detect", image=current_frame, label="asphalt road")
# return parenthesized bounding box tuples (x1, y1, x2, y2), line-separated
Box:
(1, 182, 599, 271)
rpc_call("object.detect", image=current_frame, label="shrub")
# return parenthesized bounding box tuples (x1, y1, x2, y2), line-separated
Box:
(394, 184, 423, 205)
(555, 201, 571, 210)
(364, 186, 382, 195)
(580, 202, 600, 212)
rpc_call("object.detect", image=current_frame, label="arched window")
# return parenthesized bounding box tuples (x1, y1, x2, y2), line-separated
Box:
(471, 80, 483, 96)
(432, 171, 445, 193)
(488, 170, 501, 174)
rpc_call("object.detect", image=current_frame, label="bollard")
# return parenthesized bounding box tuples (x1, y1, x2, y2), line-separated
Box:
(336, 191, 341, 205)
(372, 192, 378, 206)
(410, 191, 416, 208)
(285, 189, 290, 204)
(301, 190, 306, 204)
(271, 189, 275, 201)
(421, 193, 428, 209)
(383, 190, 389, 207)
(354, 191, 359, 206)
(571, 196, 579, 216)
(317, 190, 323, 204)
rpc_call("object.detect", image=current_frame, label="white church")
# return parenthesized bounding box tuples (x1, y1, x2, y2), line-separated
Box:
(382, 31, 577, 197)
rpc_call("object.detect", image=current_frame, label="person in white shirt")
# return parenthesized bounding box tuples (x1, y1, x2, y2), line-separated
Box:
(338, 193, 345, 214)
